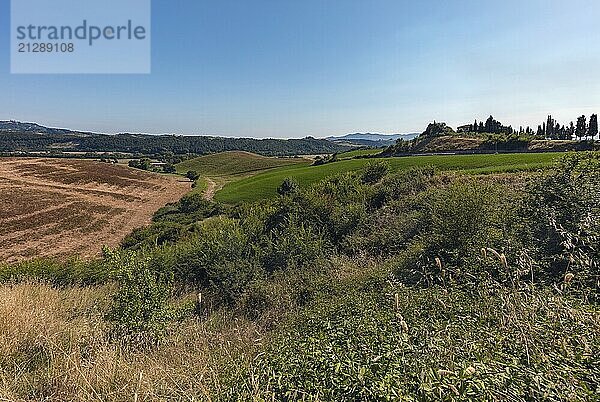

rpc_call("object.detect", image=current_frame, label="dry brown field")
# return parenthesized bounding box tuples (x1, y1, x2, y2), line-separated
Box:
(0, 158, 190, 262)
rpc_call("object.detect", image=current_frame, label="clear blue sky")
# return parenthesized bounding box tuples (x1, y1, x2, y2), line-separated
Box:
(1, 0, 600, 138)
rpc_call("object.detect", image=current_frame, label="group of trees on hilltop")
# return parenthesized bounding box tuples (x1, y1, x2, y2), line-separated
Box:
(421, 121, 456, 137)
(458, 116, 515, 135)
(457, 114, 599, 141)
(534, 114, 598, 141)
(384, 113, 600, 156)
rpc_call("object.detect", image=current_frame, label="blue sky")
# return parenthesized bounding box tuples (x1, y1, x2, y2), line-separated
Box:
(1, 0, 599, 138)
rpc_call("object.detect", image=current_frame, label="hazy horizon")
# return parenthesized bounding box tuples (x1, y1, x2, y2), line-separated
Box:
(0, 118, 421, 139)
(2, 0, 599, 138)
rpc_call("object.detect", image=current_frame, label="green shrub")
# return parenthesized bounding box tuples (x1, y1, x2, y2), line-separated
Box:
(153, 195, 225, 225)
(232, 285, 598, 401)
(277, 177, 299, 196)
(179, 193, 212, 214)
(262, 218, 329, 272)
(361, 160, 390, 184)
(524, 152, 600, 300)
(207, 259, 264, 306)
(105, 249, 175, 347)
(408, 180, 520, 286)
(121, 221, 185, 250)
(156, 217, 261, 293)
(344, 203, 425, 256)
(376, 166, 436, 201)
(186, 170, 200, 181)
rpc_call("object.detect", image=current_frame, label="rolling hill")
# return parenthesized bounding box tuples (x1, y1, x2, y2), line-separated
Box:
(0, 121, 350, 156)
(175, 151, 310, 177)
(175, 151, 312, 199)
(215, 152, 563, 203)
(337, 148, 384, 159)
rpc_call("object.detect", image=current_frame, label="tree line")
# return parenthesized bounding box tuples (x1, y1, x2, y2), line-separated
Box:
(534, 114, 598, 141)
(458, 114, 599, 140)
(458, 116, 515, 135)
(0, 127, 350, 156)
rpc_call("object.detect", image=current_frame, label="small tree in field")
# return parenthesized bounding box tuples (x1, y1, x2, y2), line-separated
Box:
(186, 170, 200, 181)
(163, 163, 176, 174)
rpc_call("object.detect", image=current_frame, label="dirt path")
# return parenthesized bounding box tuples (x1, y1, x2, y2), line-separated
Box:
(203, 178, 218, 200)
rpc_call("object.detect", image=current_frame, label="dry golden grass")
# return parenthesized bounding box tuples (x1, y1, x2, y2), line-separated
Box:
(0, 283, 260, 401)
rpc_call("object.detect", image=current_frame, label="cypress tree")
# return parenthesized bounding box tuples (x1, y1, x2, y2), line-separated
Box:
(546, 115, 554, 139)
(576, 115, 587, 140)
(588, 114, 598, 140)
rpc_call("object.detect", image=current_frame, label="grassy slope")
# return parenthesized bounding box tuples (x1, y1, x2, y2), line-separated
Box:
(215, 152, 563, 203)
(175, 151, 309, 177)
(337, 148, 384, 159)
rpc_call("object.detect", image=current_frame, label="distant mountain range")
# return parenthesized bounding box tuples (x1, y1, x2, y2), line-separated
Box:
(326, 133, 419, 147)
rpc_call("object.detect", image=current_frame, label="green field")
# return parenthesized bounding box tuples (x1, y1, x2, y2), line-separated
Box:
(176, 151, 309, 177)
(337, 148, 384, 159)
(215, 152, 563, 203)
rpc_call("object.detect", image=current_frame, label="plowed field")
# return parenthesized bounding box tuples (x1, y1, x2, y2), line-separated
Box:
(0, 158, 190, 262)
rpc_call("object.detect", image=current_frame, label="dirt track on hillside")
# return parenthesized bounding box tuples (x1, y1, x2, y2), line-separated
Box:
(0, 158, 190, 263)
(203, 178, 218, 200)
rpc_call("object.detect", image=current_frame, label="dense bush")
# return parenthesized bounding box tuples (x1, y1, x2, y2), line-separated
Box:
(154, 194, 226, 224)
(261, 218, 329, 272)
(121, 221, 185, 250)
(410, 180, 516, 286)
(105, 249, 175, 346)
(121, 196, 228, 250)
(343, 201, 425, 257)
(360, 160, 390, 184)
(276, 177, 299, 196)
(482, 133, 532, 150)
(524, 152, 600, 300)
(186, 170, 200, 181)
(343, 167, 435, 255)
(160, 217, 256, 286)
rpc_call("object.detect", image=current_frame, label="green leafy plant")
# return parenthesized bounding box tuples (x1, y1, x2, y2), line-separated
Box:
(277, 177, 300, 196)
(361, 160, 390, 184)
(105, 249, 175, 347)
(524, 152, 600, 300)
